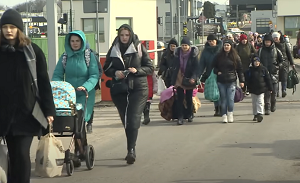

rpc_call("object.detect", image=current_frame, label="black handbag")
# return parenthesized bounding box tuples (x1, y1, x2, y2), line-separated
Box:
(182, 77, 196, 87)
(110, 79, 128, 96)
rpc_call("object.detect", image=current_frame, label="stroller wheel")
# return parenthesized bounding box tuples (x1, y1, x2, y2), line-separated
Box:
(66, 160, 74, 176)
(85, 145, 95, 170)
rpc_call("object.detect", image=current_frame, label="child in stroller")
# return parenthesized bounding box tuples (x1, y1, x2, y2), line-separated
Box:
(50, 81, 95, 176)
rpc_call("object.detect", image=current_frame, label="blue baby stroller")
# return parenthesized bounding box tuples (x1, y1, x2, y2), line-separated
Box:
(50, 81, 95, 176)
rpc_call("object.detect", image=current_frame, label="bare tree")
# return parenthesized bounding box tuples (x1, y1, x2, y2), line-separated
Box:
(0, 4, 5, 10)
(33, 0, 46, 13)
(14, 3, 27, 12)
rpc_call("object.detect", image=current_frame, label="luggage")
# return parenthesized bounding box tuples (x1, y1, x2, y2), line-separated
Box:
(234, 87, 244, 103)
(204, 70, 220, 101)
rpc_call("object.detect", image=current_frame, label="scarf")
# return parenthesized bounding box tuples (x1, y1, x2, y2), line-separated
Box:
(179, 48, 192, 74)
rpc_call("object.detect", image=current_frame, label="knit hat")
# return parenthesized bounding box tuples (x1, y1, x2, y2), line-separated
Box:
(168, 38, 178, 46)
(272, 32, 280, 38)
(0, 9, 24, 32)
(181, 37, 191, 45)
(264, 34, 273, 42)
(251, 56, 260, 66)
(223, 39, 233, 46)
(240, 34, 248, 41)
(207, 34, 217, 41)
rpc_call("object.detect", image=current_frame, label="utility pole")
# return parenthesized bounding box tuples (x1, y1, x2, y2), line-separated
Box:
(26, 0, 28, 36)
(70, 0, 73, 32)
(162, 16, 165, 42)
(201, 0, 204, 44)
(96, 0, 100, 54)
(177, 0, 181, 42)
(170, 0, 173, 38)
(47, 0, 59, 78)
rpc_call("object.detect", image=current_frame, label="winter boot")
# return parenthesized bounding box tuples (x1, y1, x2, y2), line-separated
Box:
(265, 104, 271, 115)
(282, 90, 287, 98)
(177, 117, 184, 125)
(86, 111, 94, 134)
(142, 102, 151, 125)
(256, 113, 263, 122)
(188, 113, 194, 122)
(214, 106, 221, 117)
(126, 148, 136, 164)
(253, 115, 257, 121)
(271, 102, 276, 112)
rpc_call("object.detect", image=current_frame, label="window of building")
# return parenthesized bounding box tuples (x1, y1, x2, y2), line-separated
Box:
(82, 18, 105, 42)
(165, 0, 170, 3)
(165, 12, 171, 17)
(116, 18, 132, 30)
(285, 16, 300, 29)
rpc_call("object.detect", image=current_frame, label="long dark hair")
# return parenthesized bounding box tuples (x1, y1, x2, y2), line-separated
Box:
(215, 42, 240, 69)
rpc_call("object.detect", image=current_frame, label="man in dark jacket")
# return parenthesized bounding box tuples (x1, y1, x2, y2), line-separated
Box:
(158, 38, 178, 87)
(198, 34, 222, 116)
(258, 34, 284, 115)
(272, 32, 295, 98)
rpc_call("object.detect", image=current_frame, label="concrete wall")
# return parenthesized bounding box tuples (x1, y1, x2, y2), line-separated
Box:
(277, 0, 300, 16)
(62, 0, 157, 54)
(250, 10, 276, 33)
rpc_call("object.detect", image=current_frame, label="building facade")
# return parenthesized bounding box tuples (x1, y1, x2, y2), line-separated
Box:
(250, 10, 276, 34)
(61, 0, 156, 53)
(276, 0, 300, 39)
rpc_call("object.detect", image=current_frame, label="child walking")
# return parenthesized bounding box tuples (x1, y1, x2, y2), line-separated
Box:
(142, 72, 158, 125)
(246, 56, 273, 122)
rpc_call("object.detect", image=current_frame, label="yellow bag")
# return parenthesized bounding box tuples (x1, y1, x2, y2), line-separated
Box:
(193, 96, 201, 113)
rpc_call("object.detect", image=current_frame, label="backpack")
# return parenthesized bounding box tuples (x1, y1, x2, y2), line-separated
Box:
(62, 48, 103, 90)
(287, 69, 299, 94)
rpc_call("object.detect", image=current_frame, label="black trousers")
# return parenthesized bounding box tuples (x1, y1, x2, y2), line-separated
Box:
(112, 90, 148, 151)
(6, 135, 33, 183)
(177, 87, 193, 119)
(264, 83, 278, 109)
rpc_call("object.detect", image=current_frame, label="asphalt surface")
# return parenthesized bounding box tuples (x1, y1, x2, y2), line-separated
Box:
(29, 60, 300, 183)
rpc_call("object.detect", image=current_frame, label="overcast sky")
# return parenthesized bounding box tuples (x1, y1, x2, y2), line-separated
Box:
(1, 0, 229, 8)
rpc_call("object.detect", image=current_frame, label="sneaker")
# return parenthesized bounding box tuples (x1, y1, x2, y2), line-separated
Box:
(222, 114, 228, 123)
(227, 112, 234, 123)
(265, 110, 270, 115)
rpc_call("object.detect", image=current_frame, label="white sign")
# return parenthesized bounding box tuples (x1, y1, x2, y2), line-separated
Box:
(269, 24, 273, 28)
(217, 25, 220, 33)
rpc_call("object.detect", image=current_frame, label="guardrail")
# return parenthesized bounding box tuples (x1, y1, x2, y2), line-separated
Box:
(98, 44, 205, 67)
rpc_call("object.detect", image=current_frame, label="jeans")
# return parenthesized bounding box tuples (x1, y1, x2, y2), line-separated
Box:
(214, 100, 220, 107)
(281, 81, 287, 91)
(217, 82, 236, 115)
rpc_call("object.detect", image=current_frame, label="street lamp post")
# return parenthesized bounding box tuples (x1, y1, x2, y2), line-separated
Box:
(70, 0, 73, 32)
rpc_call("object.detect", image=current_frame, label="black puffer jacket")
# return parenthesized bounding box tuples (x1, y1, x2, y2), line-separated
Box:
(245, 65, 273, 95)
(0, 42, 56, 136)
(103, 25, 154, 91)
(158, 38, 178, 83)
(213, 55, 245, 84)
(258, 43, 284, 83)
(171, 46, 199, 85)
(274, 41, 294, 82)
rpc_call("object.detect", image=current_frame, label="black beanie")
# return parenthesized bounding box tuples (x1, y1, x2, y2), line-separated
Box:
(207, 34, 217, 41)
(264, 34, 273, 42)
(169, 38, 178, 46)
(0, 9, 24, 32)
(223, 39, 233, 46)
(181, 37, 191, 46)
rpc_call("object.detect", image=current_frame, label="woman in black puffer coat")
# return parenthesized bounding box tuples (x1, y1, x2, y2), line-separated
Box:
(0, 9, 55, 183)
(103, 24, 153, 164)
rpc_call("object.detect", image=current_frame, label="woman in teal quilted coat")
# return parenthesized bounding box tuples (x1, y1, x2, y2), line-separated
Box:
(52, 30, 99, 133)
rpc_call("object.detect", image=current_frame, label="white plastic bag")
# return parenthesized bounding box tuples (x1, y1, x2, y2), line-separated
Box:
(35, 132, 65, 178)
(0, 138, 8, 183)
(157, 76, 166, 96)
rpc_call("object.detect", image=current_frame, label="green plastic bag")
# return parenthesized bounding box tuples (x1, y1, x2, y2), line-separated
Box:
(204, 70, 220, 101)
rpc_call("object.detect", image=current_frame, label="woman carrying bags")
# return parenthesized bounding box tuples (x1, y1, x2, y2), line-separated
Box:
(213, 39, 245, 123)
(171, 37, 199, 125)
(0, 9, 55, 183)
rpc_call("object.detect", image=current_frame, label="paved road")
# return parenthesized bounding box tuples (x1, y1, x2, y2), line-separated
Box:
(29, 64, 300, 183)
